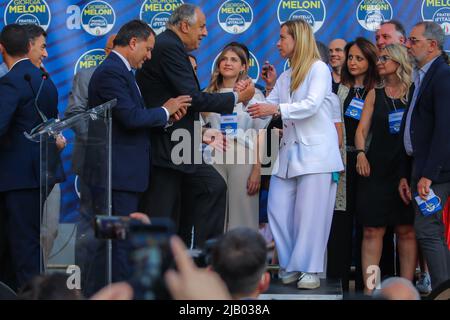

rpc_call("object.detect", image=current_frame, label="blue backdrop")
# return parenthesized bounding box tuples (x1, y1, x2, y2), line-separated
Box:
(1, 0, 449, 221)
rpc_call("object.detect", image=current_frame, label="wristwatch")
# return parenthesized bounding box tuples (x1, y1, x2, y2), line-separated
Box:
(355, 149, 365, 155)
(273, 105, 281, 118)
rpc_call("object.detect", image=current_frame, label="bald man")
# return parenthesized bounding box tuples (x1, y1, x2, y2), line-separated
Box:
(328, 39, 346, 94)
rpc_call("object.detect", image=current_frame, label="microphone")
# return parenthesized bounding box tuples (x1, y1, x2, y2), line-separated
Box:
(24, 72, 48, 123)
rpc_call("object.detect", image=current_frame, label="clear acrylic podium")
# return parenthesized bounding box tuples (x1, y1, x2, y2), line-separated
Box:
(28, 99, 116, 297)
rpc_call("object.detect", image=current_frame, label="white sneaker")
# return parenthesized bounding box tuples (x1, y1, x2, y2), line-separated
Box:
(278, 269, 301, 284)
(297, 272, 320, 289)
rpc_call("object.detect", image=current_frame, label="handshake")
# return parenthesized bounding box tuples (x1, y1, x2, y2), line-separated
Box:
(161, 78, 256, 123)
(234, 78, 255, 105)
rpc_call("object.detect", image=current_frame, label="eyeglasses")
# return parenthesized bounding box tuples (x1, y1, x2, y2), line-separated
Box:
(407, 37, 432, 45)
(377, 55, 392, 64)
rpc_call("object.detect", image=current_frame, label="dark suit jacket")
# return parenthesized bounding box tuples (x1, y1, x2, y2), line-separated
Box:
(0, 59, 60, 192)
(136, 29, 235, 173)
(86, 52, 168, 193)
(400, 55, 450, 183)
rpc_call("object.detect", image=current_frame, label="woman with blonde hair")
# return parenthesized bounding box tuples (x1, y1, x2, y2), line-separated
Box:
(355, 43, 417, 295)
(202, 45, 267, 231)
(248, 19, 343, 289)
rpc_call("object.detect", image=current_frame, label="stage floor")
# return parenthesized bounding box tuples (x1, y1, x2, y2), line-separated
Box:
(260, 278, 343, 300)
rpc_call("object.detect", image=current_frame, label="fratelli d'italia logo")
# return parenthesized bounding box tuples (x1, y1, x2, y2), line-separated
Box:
(4, 0, 51, 30)
(211, 50, 260, 82)
(422, 0, 450, 36)
(81, 1, 115, 36)
(74, 49, 106, 75)
(356, 0, 393, 31)
(140, 0, 184, 35)
(218, 0, 253, 34)
(277, 0, 326, 33)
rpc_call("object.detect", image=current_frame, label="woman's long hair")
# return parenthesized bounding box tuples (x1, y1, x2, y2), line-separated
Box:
(382, 43, 412, 104)
(205, 45, 248, 94)
(341, 37, 380, 91)
(282, 19, 321, 93)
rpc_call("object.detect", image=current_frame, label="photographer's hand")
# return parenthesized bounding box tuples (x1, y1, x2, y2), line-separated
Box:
(129, 212, 151, 225)
(90, 282, 133, 300)
(164, 236, 231, 300)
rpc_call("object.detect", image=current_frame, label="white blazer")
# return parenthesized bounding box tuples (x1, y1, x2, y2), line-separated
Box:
(267, 61, 344, 179)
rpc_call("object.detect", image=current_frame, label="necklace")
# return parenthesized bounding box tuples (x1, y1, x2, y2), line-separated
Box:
(384, 87, 400, 111)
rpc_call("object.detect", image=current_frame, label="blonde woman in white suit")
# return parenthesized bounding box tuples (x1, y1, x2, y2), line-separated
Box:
(248, 19, 344, 289)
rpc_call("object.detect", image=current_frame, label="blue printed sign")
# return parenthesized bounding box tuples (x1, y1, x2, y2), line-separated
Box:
(277, 0, 326, 33)
(4, 0, 51, 30)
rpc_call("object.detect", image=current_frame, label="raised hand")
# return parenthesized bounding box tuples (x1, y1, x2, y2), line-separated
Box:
(236, 79, 255, 104)
(164, 236, 231, 300)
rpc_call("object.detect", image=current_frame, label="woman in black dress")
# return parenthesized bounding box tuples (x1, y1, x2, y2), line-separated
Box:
(355, 44, 417, 295)
(328, 38, 379, 292)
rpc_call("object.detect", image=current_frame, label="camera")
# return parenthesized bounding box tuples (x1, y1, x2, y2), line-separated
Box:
(128, 218, 175, 300)
(188, 238, 217, 268)
(94, 216, 175, 300)
(94, 216, 136, 240)
(94, 216, 132, 240)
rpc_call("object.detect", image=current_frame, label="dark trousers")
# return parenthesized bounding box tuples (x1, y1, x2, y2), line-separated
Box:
(141, 165, 227, 248)
(77, 186, 140, 296)
(0, 196, 14, 289)
(327, 210, 353, 292)
(0, 189, 41, 291)
(411, 179, 450, 289)
(346, 152, 364, 291)
(111, 190, 140, 282)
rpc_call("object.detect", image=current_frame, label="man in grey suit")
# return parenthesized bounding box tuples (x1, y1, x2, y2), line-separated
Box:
(65, 34, 115, 175)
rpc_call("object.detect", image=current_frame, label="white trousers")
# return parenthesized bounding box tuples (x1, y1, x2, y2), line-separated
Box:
(268, 174, 336, 273)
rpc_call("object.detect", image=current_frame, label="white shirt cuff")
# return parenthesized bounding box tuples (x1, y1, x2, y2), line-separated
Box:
(162, 107, 173, 129)
(162, 107, 170, 121)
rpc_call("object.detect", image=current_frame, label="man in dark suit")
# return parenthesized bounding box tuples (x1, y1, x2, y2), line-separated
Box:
(86, 20, 191, 284)
(399, 21, 450, 290)
(64, 34, 116, 294)
(136, 4, 255, 247)
(0, 24, 60, 290)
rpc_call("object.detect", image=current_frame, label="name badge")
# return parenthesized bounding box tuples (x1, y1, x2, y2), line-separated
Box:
(388, 109, 405, 134)
(344, 98, 364, 120)
(415, 189, 442, 216)
(221, 113, 238, 137)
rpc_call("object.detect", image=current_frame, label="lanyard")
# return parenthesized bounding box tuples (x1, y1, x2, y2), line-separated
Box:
(354, 87, 366, 100)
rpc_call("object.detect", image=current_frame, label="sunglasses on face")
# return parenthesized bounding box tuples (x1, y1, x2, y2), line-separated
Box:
(377, 55, 392, 64)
